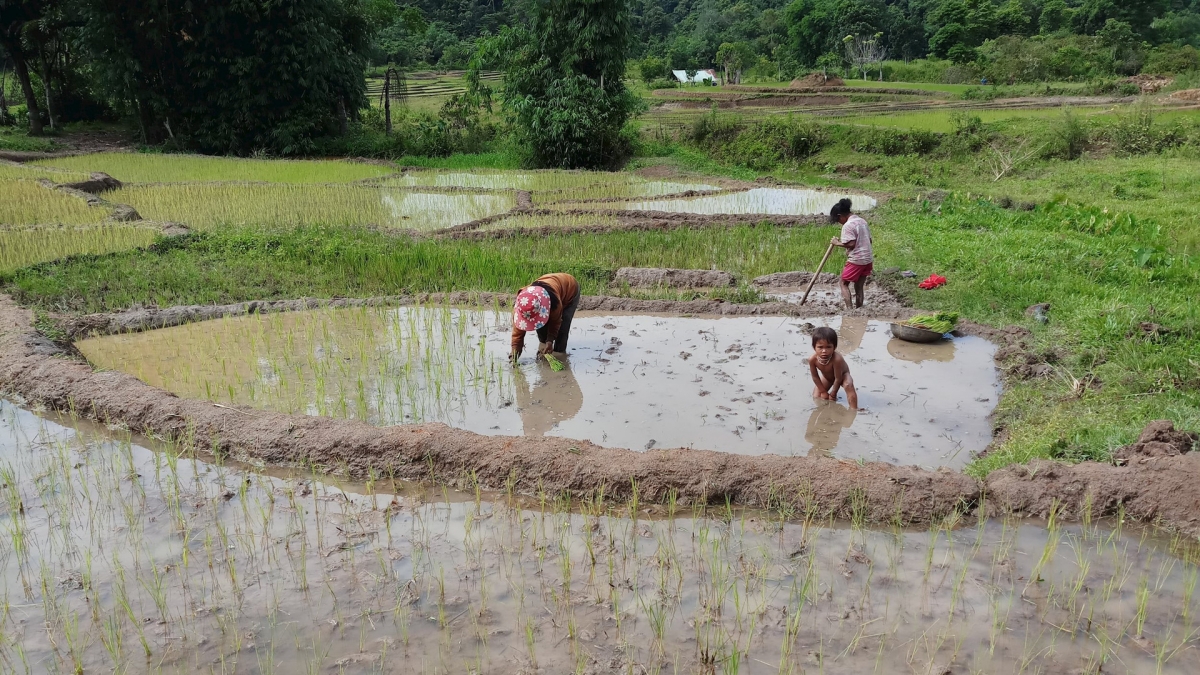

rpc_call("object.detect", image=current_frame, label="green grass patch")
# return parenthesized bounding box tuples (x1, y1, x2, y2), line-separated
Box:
(33, 152, 398, 184)
(1, 222, 837, 312)
(0, 128, 60, 152)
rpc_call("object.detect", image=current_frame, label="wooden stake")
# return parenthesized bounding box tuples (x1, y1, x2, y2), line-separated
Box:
(801, 242, 837, 305)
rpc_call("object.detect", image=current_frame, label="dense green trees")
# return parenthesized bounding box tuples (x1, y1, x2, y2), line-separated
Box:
(1, 0, 383, 154)
(475, 0, 642, 169)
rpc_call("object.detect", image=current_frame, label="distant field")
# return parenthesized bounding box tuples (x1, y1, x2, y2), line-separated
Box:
(366, 70, 503, 114)
(840, 106, 1120, 131)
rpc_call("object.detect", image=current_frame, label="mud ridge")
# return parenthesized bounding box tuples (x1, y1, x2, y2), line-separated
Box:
(36, 176, 142, 223)
(438, 214, 830, 240)
(2, 294, 976, 526)
(614, 267, 736, 289)
(10, 294, 1200, 534)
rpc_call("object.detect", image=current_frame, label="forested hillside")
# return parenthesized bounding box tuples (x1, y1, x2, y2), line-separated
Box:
(375, 0, 1200, 82)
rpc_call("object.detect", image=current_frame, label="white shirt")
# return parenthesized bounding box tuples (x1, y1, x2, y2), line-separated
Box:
(840, 215, 873, 265)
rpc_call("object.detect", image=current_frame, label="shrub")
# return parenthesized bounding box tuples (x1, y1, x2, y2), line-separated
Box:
(687, 114, 827, 169)
(1142, 45, 1200, 75)
(1048, 109, 1090, 159)
(850, 127, 941, 156)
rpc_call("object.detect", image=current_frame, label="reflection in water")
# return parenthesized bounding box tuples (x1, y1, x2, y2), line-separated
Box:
(804, 400, 859, 454)
(836, 316, 868, 354)
(3, 399, 1197, 675)
(77, 308, 1000, 466)
(602, 187, 878, 216)
(514, 357, 584, 436)
(887, 336, 957, 363)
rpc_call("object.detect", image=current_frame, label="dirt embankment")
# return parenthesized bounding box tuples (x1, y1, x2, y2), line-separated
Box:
(614, 267, 735, 289)
(1, 294, 975, 526)
(8, 293, 1200, 534)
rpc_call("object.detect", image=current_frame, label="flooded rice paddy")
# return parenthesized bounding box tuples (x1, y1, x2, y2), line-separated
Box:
(2, 399, 1198, 674)
(549, 188, 877, 216)
(385, 170, 718, 197)
(76, 306, 999, 468)
(108, 184, 514, 231)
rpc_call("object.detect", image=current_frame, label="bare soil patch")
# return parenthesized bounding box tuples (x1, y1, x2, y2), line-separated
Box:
(1123, 74, 1173, 93)
(790, 74, 844, 88)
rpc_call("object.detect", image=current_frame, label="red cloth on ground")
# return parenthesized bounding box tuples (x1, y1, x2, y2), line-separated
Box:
(841, 261, 873, 282)
(918, 274, 947, 289)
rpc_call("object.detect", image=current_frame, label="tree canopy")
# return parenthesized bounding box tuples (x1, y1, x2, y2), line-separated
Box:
(474, 0, 642, 169)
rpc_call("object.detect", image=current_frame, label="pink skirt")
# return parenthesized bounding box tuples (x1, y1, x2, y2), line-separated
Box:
(841, 261, 873, 282)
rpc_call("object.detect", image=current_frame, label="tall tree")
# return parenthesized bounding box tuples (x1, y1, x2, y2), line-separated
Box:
(77, 0, 375, 154)
(476, 0, 641, 168)
(0, 0, 46, 134)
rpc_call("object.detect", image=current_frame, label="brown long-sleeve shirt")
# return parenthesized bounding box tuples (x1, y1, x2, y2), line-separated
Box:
(511, 273, 580, 354)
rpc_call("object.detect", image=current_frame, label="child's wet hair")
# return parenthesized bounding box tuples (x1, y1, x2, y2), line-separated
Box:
(812, 326, 838, 347)
(829, 198, 852, 222)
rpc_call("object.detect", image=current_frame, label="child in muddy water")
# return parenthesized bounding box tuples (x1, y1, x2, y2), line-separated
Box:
(808, 326, 858, 410)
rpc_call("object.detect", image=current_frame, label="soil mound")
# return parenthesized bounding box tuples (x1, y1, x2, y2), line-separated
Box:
(1169, 88, 1200, 102)
(614, 267, 735, 289)
(61, 172, 121, 194)
(790, 73, 843, 88)
(1114, 420, 1197, 461)
(1123, 74, 1173, 94)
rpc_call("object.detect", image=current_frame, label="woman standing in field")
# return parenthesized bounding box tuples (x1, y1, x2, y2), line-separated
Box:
(829, 198, 873, 309)
(510, 273, 581, 361)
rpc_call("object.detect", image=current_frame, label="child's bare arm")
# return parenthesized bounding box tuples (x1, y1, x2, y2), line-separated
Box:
(829, 356, 849, 398)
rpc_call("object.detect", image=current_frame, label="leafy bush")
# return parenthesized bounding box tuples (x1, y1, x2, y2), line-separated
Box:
(687, 114, 827, 169)
(1142, 44, 1200, 75)
(849, 127, 941, 155)
(1047, 109, 1090, 159)
(1110, 106, 1163, 155)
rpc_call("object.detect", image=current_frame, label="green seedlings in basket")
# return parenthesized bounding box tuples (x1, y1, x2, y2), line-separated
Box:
(903, 312, 960, 334)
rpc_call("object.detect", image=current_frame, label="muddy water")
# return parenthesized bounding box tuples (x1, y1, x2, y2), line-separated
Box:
(553, 187, 877, 216)
(2, 399, 1198, 675)
(380, 191, 514, 229)
(77, 306, 998, 467)
(384, 169, 710, 193)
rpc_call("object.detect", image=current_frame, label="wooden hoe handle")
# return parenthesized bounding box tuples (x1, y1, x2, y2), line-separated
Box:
(801, 242, 837, 305)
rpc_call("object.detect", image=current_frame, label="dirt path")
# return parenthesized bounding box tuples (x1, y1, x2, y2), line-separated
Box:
(3, 293, 1198, 533)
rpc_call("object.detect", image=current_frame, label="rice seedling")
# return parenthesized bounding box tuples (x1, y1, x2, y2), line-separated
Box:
(0, 163, 90, 183)
(0, 224, 158, 274)
(1, 398, 1199, 672)
(0, 179, 113, 226)
(33, 152, 396, 183)
(106, 183, 514, 231)
(382, 168, 623, 191)
(475, 211, 623, 232)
